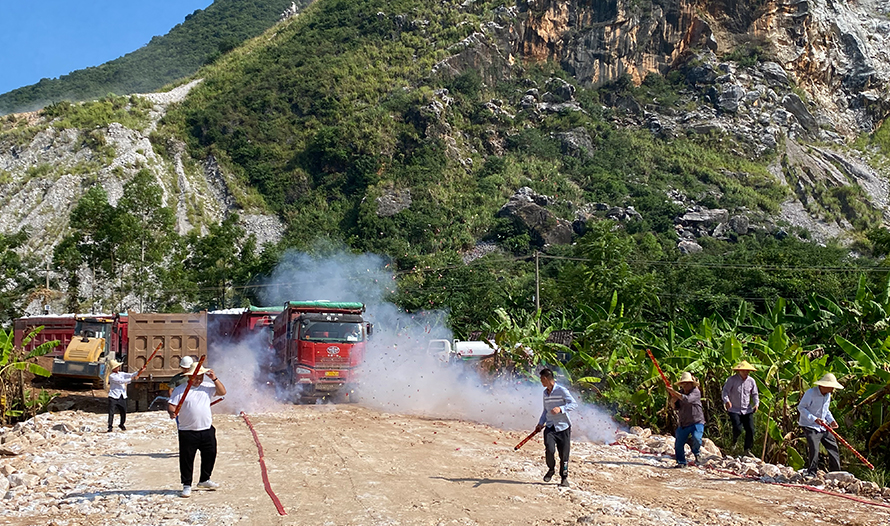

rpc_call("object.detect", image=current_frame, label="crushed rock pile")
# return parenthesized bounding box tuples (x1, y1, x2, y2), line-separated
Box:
(615, 426, 890, 501)
(1, 411, 239, 526)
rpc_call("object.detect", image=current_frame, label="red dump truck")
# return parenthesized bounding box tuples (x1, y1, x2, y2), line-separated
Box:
(271, 301, 369, 402)
(13, 315, 77, 357)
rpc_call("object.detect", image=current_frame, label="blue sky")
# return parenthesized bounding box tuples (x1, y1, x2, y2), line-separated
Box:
(0, 0, 213, 94)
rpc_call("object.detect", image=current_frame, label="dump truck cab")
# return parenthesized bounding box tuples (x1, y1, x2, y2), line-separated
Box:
(272, 301, 369, 402)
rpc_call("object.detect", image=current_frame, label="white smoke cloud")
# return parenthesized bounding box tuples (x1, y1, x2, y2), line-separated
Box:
(212, 247, 616, 443)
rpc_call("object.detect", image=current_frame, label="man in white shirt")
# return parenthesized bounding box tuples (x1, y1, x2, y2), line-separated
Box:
(798, 373, 844, 476)
(168, 361, 226, 498)
(107, 359, 141, 432)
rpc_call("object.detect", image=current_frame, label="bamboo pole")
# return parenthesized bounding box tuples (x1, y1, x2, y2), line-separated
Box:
(645, 349, 671, 389)
(514, 428, 542, 451)
(820, 421, 874, 470)
(172, 355, 206, 418)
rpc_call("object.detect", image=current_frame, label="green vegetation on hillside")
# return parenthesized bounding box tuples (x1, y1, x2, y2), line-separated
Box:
(160, 0, 786, 270)
(3, 0, 890, 468)
(0, 0, 309, 115)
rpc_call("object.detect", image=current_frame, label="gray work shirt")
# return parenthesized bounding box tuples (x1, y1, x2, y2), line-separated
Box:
(722, 373, 759, 415)
(675, 386, 705, 427)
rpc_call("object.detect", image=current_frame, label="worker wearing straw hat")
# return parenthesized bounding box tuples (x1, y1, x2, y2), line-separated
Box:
(106, 359, 139, 433)
(798, 373, 844, 476)
(168, 360, 226, 498)
(722, 360, 760, 457)
(667, 372, 705, 468)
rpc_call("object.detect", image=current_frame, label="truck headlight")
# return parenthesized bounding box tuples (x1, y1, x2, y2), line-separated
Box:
(295, 367, 311, 374)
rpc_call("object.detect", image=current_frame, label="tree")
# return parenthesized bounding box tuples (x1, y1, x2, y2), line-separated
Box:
(0, 230, 39, 324)
(187, 214, 258, 310)
(117, 169, 177, 310)
(67, 185, 127, 311)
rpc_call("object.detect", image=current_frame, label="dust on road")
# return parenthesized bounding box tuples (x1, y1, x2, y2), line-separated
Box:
(3, 403, 888, 526)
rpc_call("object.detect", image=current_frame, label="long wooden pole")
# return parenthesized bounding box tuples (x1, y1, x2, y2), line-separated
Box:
(645, 349, 671, 389)
(172, 355, 206, 418)
(514, 428, 542, 451)
(820, 421, 874, 470)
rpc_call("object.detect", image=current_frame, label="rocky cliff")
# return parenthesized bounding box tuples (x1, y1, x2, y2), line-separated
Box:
(431, 0, 890, 244)
(517, 0, 890, 136)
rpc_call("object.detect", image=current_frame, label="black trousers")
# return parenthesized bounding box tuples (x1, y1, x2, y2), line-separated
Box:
(544, 426, 571, 478)
(729, 412, 755, 450)
(178, 427, 217, 486)
(107, 397, 127, 429)
(804, 427, 841, 474)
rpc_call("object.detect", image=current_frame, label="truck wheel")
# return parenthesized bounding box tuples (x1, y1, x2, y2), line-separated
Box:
(93, 376, 108, 390)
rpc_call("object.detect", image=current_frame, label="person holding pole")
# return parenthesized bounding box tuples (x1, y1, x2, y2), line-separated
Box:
(167, 360, 226, 498)
(667, 372, 705, 468)
(168, 356, 195, 397)
(534, 368, 578, 488)
(798, 373, 844, 477)
(106, 359, 138, 432)
(722, 360, 759, 457)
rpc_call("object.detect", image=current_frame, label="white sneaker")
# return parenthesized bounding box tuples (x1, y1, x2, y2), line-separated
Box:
(197, 480, 220, 490)
(181, 485, 191, 498)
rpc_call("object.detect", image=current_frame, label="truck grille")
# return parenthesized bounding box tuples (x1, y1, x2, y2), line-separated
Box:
(316, 356, 349, 367)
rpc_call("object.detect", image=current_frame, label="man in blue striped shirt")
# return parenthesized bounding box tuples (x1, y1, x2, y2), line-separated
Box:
(534, 368, 578, 487)
(798, 373, 844, 476)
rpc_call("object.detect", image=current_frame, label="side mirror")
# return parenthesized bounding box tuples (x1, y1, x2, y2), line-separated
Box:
(366, 323, 373, 336)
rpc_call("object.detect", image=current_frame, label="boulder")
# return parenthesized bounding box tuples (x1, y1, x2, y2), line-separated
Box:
(781, 94, 819, 134)
(376, 187, 412, 217)
(759, 62, 789, 87)
(717, 85, 746, 113)
(543, 78, 575, 103)
(680, 208, 729, 226)
(678, 240, 703, 254)
(553, 127, 594, 158)
(729, 215, 749, 234)
(861, 481, 880, 497)
(701, 438, 721, 457)
(498, 195, 573, 246)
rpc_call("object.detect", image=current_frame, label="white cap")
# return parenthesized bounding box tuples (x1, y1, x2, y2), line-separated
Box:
(179, 356, 195, 369)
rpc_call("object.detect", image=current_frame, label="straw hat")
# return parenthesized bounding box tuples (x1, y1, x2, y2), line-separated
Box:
(108, 359, 123, 371)
(185, 361, 209, 376)
(675, 371, 698, 385)
(732, 360, 757, 371)
(179, 356, 195, 369)
(814, 373, 844, 389)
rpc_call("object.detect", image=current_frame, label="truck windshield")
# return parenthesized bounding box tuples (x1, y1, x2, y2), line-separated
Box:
(298, 322, 363, 343)
(74, 322, 109, 340)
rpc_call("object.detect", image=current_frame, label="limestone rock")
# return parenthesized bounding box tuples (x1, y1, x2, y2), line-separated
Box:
(376, 187, 412, 217)
(781, 94, 818, 135)
(678, 240, 703, 254)
(498, 188, 573, 246)
(552, 127, 594, 158)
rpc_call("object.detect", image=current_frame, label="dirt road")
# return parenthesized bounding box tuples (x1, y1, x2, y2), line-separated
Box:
(4, 403, 889, 525)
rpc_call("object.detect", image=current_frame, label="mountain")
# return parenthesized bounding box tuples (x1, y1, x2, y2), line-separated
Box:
(1, 0, 889, 322)
(160, 0, 890, 253)
(0, 0, 308, 115)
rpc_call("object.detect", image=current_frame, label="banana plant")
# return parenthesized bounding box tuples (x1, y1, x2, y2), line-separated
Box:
(0, 327, 58, 424)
